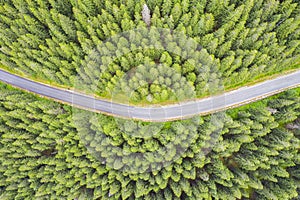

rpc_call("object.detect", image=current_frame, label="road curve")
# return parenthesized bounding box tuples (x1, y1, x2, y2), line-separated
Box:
(0, 69, 300, 122)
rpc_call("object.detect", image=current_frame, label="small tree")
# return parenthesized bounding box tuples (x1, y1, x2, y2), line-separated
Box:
(142, 4, 151, 26)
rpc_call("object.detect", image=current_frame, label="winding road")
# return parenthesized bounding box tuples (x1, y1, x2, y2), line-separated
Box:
(0, 69, 300, 121)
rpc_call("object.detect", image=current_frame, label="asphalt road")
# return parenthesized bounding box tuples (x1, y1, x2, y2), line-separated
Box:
(0, 69, 300, 121)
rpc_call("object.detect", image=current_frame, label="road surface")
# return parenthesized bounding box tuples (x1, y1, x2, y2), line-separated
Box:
(0, 69, 299, 121)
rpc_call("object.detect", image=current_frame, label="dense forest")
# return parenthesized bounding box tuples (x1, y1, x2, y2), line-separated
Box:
(0, 0, 300, 103)
(0, 82, 299, 199)
(0, 0, 300, 199)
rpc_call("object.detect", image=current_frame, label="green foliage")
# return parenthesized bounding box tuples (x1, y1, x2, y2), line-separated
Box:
(0, 83, 299, 199)
(0, 0, 299, 104)
(0, 0, 300, 198)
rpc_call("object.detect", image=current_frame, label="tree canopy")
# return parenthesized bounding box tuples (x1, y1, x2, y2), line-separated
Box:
(0, 0, 299, 103)
(0, 83, 299, 199)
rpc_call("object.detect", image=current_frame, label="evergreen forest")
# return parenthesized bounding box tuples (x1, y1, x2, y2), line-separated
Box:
(0, 83, 299, 199)
(0, 0, 299, 103)
(0, 0, 300, 199)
